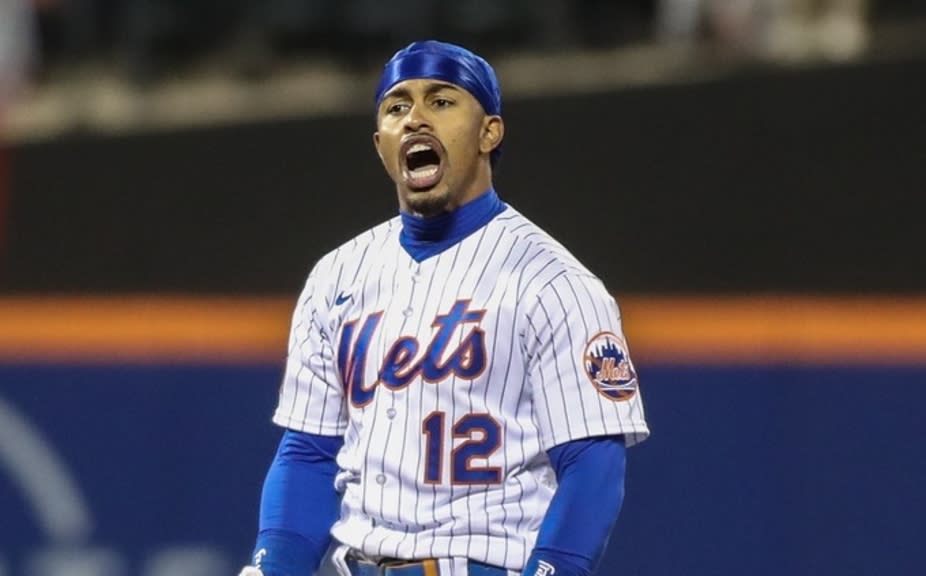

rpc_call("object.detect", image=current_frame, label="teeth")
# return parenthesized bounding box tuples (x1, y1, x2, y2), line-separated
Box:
(408, 143, 433, 154)
(410, 166, 438, 178)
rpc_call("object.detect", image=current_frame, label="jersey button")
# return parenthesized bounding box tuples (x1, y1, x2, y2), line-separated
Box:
(386, 408, 397, 419)
(375, 474, 386, 485)
(402, 307, 414, 317)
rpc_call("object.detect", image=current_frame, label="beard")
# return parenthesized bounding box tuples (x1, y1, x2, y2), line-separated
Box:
(402, 186, 452, 217)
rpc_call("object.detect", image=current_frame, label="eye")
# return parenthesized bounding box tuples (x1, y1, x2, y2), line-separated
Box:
(386, 102, 409, 115)
(433, 97, 453, 108)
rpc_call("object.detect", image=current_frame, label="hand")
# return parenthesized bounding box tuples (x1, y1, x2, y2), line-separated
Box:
(237, 567, 264, 576)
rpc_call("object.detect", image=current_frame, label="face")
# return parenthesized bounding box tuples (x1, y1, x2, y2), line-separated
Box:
(374, 79, 504, 217)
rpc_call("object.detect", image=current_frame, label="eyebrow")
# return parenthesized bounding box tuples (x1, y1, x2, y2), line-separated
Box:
(382, 81, 461, 102)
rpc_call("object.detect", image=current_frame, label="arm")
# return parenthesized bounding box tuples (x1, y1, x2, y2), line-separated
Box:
(522, 435, 627, 576)
(518, 272, 649, 574)
(247, 429, 344, 576)
(242, 257, 350, 575)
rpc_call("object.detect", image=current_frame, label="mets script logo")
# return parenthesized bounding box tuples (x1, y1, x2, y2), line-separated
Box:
(338, 299, 487, 407)
(583, 331, 637, 401)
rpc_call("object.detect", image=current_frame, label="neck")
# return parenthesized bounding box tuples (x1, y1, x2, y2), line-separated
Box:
(399, 187, 506, 261)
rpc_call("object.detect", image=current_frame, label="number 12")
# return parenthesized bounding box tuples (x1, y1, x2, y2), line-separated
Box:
(422, 411, 502, 485)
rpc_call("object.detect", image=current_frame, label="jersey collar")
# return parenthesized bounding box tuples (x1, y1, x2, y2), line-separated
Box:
(399, 187, 507, 262)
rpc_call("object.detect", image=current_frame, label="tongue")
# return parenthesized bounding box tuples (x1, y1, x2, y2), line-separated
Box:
(407, 164, 441, 189)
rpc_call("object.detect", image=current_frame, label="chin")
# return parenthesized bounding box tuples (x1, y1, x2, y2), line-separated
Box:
(403, 185, 452, 217)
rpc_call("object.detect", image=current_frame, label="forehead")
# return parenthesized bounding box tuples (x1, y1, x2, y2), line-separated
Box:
(380, 79, 470, 101)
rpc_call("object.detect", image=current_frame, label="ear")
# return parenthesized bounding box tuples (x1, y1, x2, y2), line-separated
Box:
(480, 115, 504, 155)
(373, 131, 384, 165)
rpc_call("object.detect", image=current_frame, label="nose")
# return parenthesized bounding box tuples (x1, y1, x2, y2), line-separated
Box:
(403, 103, 431, 132)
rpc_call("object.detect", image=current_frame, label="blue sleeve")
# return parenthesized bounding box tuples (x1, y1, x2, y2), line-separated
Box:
(249, 429, 344, 576)
(522, 435, 627, 576)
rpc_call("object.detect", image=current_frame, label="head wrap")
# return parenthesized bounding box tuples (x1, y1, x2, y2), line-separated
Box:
(375, 40, 503, 165)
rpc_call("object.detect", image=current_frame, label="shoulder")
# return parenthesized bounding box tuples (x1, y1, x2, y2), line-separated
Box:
(493, 205, 604, 301)
(300, 216, 401, 307)
(311, 216, 400, 276)
(314, 217, 401, 275)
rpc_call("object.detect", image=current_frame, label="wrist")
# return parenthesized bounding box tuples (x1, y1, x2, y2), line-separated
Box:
(523, 548, 590, 576)
(250, 529, 321, 576)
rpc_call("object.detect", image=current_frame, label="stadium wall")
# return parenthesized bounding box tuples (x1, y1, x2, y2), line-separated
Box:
(4, 57, 926, 294)
(1, 296, 924, 575)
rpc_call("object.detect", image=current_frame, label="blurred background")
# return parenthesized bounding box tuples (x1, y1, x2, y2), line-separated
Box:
(1, 1, 925, 575)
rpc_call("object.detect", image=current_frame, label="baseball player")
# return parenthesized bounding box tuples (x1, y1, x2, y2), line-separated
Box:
(240, 40, 649, 576)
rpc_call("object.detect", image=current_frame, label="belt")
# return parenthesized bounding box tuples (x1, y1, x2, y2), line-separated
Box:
(345, 557, 507, 576)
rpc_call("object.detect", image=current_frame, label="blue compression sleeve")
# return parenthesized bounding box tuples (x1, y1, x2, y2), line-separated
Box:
(250, 429, 344, 576)
(523, 435, 627, 576)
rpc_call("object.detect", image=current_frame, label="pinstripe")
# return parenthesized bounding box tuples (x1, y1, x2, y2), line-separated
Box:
(591, 279, 628, 428)
(525, 310, 561, 446)
(302, 245, 352, 422)
(564, 275, 611, 428)
(511, 372, 533, 567)
(401, 255, 441, 557)
(493, 236, 535, 567)
(389, 257, 431, 557)
(456, 225, 501, 559)
(272, 207, 648, 570)
(444, 229, 489, 558)
(285, 284, 312, 420)
(476, 227, 523, 560)
(548, 280, 593, 437)
(372, 256, 420, 557)
(358, 233, 402, 552)
(426, 241, 463, 561)
(359, 227, 397, 532)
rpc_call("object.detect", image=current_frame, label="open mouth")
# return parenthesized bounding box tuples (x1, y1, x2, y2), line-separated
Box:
(401, 136, 445, 191)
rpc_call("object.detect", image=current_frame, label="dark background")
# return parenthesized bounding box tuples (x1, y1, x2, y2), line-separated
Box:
(6, 56, 925, 295)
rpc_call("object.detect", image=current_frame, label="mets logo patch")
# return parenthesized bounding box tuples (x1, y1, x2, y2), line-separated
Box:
(583, 331, 638, 401)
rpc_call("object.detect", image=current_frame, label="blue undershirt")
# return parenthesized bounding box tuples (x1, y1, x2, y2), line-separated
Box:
(525, 435, 627, 576)
(252, 431, 343, 576)
(399, 187, 507, 262)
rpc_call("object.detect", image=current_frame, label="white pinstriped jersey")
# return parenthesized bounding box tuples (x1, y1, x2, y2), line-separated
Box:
(273, 204, 649, 572)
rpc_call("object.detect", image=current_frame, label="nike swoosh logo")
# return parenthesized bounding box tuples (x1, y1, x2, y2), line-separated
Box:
(335, 292, 352, 306)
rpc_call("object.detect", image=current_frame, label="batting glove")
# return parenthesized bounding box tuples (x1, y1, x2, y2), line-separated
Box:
(237, 567, 264, 576)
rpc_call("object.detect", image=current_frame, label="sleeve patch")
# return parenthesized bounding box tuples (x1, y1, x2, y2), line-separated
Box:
(583, 331, 638, 401)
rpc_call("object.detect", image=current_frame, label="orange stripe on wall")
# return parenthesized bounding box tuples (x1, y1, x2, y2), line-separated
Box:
(0, 296, 294, 364)
(622, 295, 926, 365)
(0, 295, 924, 365)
